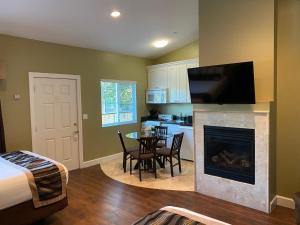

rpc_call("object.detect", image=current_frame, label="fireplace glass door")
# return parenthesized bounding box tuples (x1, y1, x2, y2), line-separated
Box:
(204, 125, 255, 184)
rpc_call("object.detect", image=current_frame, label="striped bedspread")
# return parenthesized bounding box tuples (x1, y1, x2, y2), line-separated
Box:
(133, 209, 204, 225)
(133, 206, 230, 225)
(0, 151, 67, 208)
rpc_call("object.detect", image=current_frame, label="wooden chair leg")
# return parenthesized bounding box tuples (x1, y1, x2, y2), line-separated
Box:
(138, 159, 142, 181)
(178, 153, 182, 173)
(130, 157, 132, 175)
(154, 158, 157, 179)
(123, 153, 125, 169)
(123, 154, 126, 172)
(170, 156, 174, 177)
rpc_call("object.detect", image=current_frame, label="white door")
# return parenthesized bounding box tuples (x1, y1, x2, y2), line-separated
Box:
(33, 77, 80, 170)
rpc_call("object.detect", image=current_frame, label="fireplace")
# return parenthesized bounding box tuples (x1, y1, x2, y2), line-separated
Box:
(204, 125, 255, 184)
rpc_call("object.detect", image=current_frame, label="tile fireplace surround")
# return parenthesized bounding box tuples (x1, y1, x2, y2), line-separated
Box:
(193, 105, 271, 213)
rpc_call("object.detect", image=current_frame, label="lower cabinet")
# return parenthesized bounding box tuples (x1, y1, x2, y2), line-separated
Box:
(180, 126, 194, 161)
(163, 124, 180, 148)
(163, 124, 194, 161)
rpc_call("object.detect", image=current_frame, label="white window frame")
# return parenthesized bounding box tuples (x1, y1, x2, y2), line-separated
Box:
(100, 79, 137, 127)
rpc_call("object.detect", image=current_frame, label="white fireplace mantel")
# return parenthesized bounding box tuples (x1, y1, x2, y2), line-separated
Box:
(193, 108, 270, 213)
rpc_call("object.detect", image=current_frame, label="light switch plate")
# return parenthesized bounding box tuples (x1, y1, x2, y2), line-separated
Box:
(83, 114, 88, 120)
(13, 94, 21, 100)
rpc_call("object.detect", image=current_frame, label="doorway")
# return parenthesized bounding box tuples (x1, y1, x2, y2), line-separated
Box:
(29, 72, 83, 170)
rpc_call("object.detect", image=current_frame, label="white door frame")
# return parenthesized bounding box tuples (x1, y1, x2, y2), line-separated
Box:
(29, 72, 84, 169)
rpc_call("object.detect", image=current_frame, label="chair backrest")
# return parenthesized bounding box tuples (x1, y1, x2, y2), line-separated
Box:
(171, 132, 184, 154)
(139, 136, 158, 156)
(154, 126, 168, 136)
(117, 130, 127, 153)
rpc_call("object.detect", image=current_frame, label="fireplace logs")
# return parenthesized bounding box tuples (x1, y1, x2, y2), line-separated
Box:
(211, 150, 251, 169)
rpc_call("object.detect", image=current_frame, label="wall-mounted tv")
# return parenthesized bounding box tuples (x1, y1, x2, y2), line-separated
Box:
(188, 61, 255, 104)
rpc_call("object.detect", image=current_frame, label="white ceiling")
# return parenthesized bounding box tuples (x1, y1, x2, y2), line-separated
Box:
(0, 0, 198, 58)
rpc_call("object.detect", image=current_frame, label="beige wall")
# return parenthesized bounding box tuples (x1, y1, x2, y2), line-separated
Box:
(198, 0, 277, 199)
(277, 0, 300, 197)
(198, 0, 275, 102)
(0, 34, 150, 161)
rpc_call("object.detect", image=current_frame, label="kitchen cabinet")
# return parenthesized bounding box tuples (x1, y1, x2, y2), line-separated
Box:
(186, 61, 199, 103)
(147, 58, 198, 103)
(180, 126, 194, 161)
(167, 63, 189, 103)
(162, 123, 194, 161)
(162, 124, 180, 148)
(167, 64, 179, 103)
(147, 67, 168, 89)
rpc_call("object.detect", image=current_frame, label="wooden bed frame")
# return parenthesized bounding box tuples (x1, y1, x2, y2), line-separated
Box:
(0, 101, 68, 225)
(0, 198, 68, 225)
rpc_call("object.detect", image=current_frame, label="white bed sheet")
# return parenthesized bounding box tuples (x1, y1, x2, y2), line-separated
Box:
(0, 151, 68, 210)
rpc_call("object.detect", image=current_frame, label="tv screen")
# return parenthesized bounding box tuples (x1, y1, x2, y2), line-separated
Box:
(188, 61, 255, 104)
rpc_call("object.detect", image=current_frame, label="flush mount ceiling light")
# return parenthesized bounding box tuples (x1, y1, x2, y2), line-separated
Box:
(110, 11, 121, 18)
(153, 39, 169, 48)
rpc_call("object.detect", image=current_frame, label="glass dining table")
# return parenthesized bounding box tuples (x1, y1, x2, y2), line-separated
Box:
(125, 130, 174, 169)
(125, 130, 173, 140)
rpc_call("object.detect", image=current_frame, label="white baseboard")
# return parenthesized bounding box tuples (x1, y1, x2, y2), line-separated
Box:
(270, 196, 277, 212)
(276, 195, 295, 209)
(81, 152, 122, 168)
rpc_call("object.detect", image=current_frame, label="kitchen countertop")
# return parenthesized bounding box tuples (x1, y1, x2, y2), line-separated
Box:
(141, 117, 193, 127)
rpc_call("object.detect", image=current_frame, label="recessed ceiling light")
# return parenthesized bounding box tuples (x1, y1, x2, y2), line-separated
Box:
(110, 11, 121, 18)
(153, 40, 169, 48)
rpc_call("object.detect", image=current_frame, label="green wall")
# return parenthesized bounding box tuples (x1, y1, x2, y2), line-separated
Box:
(0, 34, 150, 161)
(277, 0, 300, 197)
(153, 41, 199, 65)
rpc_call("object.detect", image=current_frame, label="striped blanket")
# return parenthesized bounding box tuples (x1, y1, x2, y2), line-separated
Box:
(133, 209, 204, 225)
(133, 206, 231, 225)
(0, 151, 67, 208)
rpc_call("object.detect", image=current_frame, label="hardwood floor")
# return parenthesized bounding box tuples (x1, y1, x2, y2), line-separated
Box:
(37, 165, 295, 225)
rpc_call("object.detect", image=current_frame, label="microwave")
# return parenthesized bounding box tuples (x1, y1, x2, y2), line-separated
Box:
(146, 89, 167, 104)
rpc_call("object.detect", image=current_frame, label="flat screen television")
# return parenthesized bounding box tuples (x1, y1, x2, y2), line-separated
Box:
(187, 61, 255, 104)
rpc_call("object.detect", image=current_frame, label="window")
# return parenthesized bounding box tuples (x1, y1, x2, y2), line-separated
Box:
(101, 80, 137, 127)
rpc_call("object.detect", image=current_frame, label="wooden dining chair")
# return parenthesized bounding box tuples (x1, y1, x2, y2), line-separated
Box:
(156, 132, 184, 177)
(154, 126, 168, 148)
(129, 136, 159, 181)
(117, 130, 139, 173)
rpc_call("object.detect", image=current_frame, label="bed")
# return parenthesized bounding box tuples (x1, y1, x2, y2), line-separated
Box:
(0, 102, 68, 225)
(133, 206, 231, 225)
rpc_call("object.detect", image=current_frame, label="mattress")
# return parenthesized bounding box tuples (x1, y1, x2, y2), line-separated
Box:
(0, 151, 68, 210)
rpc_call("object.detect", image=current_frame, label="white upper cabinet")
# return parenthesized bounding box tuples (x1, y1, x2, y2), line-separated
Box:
(178, 64, 189, 103)
(147, 67, 168, 89)
(147, 58, 199, 103)
(167, 64, 179, 103)
(186, 61, 199, 103)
